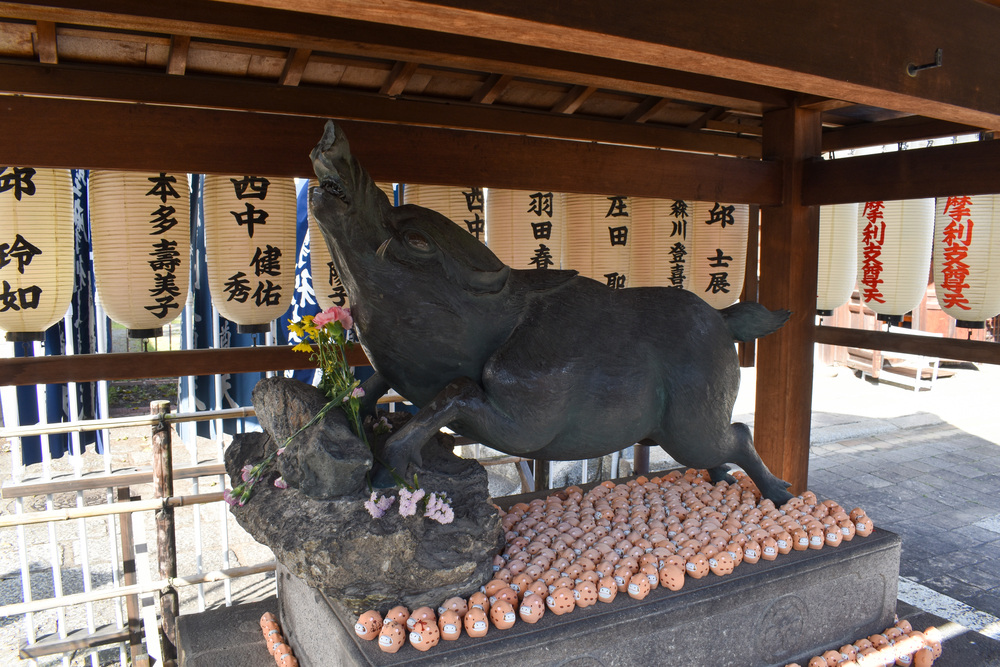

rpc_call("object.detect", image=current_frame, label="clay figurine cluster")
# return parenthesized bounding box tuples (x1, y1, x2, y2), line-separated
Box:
(785, 618, 942, 666)
(259, 612, 298, 666)
(352, 468, 879, 655)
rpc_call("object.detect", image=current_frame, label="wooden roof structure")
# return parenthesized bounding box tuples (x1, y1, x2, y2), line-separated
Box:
(3, 0, 1000, 491)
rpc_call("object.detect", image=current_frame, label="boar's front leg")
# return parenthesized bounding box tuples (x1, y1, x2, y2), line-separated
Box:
(357, 372, 391, 420)
(372, 376, 544, 487)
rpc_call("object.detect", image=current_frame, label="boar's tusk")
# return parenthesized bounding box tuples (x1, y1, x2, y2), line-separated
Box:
(376, 236, 393, 259)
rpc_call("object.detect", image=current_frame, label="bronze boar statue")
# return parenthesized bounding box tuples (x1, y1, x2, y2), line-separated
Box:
(309, 121, 794, 503)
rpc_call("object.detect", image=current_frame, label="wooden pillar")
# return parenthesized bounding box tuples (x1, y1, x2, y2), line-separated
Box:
(754, 106, 821, 495)
(151, 400, 178, 662)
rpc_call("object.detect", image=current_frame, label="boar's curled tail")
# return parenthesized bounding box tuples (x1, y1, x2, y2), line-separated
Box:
(719, 302, 791, 342)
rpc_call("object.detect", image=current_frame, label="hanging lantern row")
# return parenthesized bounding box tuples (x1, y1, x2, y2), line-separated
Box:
(90, 171, 191, 338)
(203, 174, 297, 334)
(818, 196, 1000, 329)
(0, 167, 75, 342)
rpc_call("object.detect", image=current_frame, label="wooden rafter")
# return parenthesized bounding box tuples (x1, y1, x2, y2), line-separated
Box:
(0, 62, 762, 157)
(550, 85, 595, 115)
(623, 97, 671, 124)
(379, 60, 419, 96)
(279, 47, 312, 86)
(34, 20, 57, 64)
(215, 0, 1000, 128)
(470, 73, 511, 105)
(166, 35, 190, 75)
(687, 106, 727, 130)
(0, 2, 788, 113)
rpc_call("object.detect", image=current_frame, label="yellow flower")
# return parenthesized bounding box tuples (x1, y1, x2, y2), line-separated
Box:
(288, 320, 305, 337)
(292, 342, 313, 353)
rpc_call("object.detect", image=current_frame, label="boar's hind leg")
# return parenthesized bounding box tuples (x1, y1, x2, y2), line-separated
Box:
(373, 376, 546, 487)
(727, 422, 794, 505)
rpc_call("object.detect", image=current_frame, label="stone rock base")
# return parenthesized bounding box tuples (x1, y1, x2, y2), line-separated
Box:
(276, 527, 901, 666)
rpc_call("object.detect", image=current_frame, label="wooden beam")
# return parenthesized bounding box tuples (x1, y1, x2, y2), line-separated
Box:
(754, 105, 822, 496)
(222, 0, 1000, 128)
(0, 1, 789, 112)
(814, 326, 1000, 366)
(622, 96, 670, 124)
(379, 60, 419, 96)
(821, 116, 980, 153)
(803, 138, 1000, 205)
(0, 62, 761, 157)
(470, 73, 511, 105)
(166, 35, 190, 75)
(0, 345, 370, 388)
(278, 46, 311, 85)
(34, 20, 57, 64)
(0, 96, 780, 202)
(550, 85, 595, 115)
(687, 106, 726, 131)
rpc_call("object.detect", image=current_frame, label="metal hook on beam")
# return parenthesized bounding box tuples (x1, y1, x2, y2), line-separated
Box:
(907, 48, 942, 77)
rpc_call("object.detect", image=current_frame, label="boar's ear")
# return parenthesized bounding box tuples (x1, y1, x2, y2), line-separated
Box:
(460, 265, 511, 295)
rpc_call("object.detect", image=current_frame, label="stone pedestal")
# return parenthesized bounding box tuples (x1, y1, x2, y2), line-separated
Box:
(277, 528, 901, 667)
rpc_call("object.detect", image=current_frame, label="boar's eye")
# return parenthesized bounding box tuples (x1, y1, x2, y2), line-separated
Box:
(403, 230, 432, 252)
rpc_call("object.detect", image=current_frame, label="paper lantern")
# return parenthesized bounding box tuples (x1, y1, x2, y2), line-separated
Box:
(933, 195, 1000, 328)
(630, 198, 693, 289)
(203, 175, 297, 334)
(486, 189, 565, 270)
(816, 203, 859, 315)
(857, 199, 934, 324)
(0, 167, 74, 341)
(401, 184, 485, 243)
(687, 201, 749, 309)
(564, 194, 633, 289)
(90, 171, 190, 338)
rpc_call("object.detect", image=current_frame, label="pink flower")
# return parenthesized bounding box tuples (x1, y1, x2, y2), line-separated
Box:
(224, 489, 238, 506)
(314, 306, 353, 330)
(276, 447, 285, 456)
(351, 387, 365, 399)
(398, 488, 425, 517)
(424, 493, 455, 524)
(241, 464, 254, 482)
(365, 491, 395, 519)
(274, 477, 288, 489)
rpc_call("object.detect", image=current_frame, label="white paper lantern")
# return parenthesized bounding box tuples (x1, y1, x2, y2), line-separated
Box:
(630, 198, 693, 289)
(857, 199, 934, 324)
(0, 167, 74, 341)
(90, 171, 190, 338)
(401, 184, 486, 243)
(203, 175, 296, 333)
(816, 203, 859, 315)
(933, 195, 1000, 328)
(486, 189, 565, 270)
(687, 201, 749, 309)
(564, 194, 633, 289)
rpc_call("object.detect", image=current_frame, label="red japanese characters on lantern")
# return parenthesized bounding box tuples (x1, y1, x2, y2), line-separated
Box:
(859, 200, 887, 305)
(938, 196, 974, 311)
(933, 194, 1000, 328)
